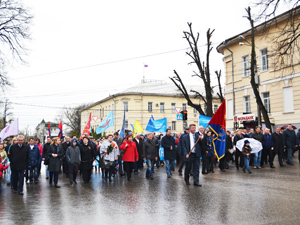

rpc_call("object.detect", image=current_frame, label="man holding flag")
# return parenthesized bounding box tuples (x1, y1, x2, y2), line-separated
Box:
(182, 124, 202, 186)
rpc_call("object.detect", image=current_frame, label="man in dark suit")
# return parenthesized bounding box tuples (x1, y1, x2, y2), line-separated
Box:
(272, 126, 285, 167)
(182, 124, 202, 186)
(8, 135, 29, 195)
(133, 133, 144, 174)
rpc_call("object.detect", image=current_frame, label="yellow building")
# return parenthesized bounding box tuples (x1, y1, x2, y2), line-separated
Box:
(81, 79, 221, 135)
(217, 7, 300, 130)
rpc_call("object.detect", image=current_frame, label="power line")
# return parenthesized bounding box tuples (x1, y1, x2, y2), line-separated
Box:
(11, 42, 222, 80)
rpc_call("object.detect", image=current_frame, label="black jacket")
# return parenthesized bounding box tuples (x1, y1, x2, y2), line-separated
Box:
(226, 135, 233, 152)
(161, 135, 176, 161)
(233, 134, 243, 150)
(61, 142, 71, 157)
(143, 139, 158, 160)
(251, 132, 265, 145)
(133, 138, 144, 159)
(283, 129, 298, 148)
(48, 144, 64, 172)
(8, 143, 29, 171)
(43, 143, 51, 158)
(181, 133, 202, 158)
(79, 143, 96, 170)
(272, 132, 284, 154)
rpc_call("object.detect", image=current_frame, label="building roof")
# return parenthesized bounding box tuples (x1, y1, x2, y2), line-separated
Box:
(36, 119, 59, 129)
(84, 79, 220, 110)
(217, 6, 300, 54)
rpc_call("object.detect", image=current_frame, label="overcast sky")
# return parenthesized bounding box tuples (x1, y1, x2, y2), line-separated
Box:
(1, 0, 289, 133)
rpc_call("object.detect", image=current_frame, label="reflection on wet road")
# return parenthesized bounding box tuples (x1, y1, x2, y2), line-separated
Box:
(1, 158, 300, 225)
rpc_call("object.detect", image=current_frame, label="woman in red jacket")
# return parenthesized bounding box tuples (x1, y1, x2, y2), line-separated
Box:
(120, 134, 139, 181)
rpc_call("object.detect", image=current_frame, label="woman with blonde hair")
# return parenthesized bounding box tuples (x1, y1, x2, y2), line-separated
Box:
(48, 137, 64, 188)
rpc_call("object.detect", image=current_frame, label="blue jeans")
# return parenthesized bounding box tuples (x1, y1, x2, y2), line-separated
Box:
(29, 166, 38, 182)
(146, 159, 155, 178)
(243, 157, 251, 172)
(6, 165, 11, 183)
(287, 147, 294, 164)
(254, 151, 261, 167)
(165, 160, 176, 176)
(45, 165, 49, 178)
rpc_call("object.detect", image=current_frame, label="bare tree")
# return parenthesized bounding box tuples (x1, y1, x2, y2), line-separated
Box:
(255, 1, 300, 70)
(0, 98, 13, 129)
(0, 0, 32, 89)
(57, 103, 91, 137)
(170, 23, 223, 117)
(246, 7, 272, 129)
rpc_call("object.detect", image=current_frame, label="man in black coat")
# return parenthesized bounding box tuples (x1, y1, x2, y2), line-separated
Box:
(182, 124, 202, 186)
(43, 137, 52, 179)
(283, 124, 298, 165)
(8, 135, 29, 195)
(178, 127, 190, 176)
(251, 126, 264, 168)
(61, 136, 71, 177)
(161, 129, 176, 178)
(133, 134, 144, 174)
(234, 129, 245, 170)
(272, 126, 285, 167)
(113, 132, 124, 176)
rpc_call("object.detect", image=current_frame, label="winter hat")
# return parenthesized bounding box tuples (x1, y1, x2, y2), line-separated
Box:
(244, 140, 250, 145)
(72, 139, 77, 143)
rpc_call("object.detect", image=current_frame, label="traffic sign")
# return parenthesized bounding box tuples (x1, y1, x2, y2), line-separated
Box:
(175, 107, 182, 114)
(177, 114, 183, 121)
(92, 116, 98, 122)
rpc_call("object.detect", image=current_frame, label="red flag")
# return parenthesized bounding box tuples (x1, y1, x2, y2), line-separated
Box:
(48, 122, 51, 136)
(57, 122, 63, 139)
(80, 113, 92, 139)
(208, 100, 226, 160)
(208, 100, 226, 130)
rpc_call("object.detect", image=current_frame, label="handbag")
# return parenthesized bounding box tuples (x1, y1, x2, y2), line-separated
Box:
(98, 156, 105, 169)
(44, 157, 49, 165)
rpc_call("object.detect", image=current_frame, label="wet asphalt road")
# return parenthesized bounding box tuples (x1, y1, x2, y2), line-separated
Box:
(1, 156, 300, 225)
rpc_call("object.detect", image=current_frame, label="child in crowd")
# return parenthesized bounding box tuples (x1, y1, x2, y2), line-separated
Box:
(242, 140, 252, 174)
(0, 156, 10, 187)
(206, 130, 215, 173)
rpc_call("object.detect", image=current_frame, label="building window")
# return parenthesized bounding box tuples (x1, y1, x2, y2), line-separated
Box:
(172, 121, 176, 131)
(203, 104, 207, 114)
(125, 120, 128, 130)
(262, 92, 270, 113)
(213, 104, 219, 113)
(160, 102, 165, 113)
(260, 48, 268, 72)
(243, 96, 251, 113)
(171, 103, 176, 113)
(182, 103, 187, 111)
(283, 87, 294, 113)
(108, 105, 110, 112)
(242, 55, 250, 77)
(148, 102, 153, 112)
(123, 102, 128, 112)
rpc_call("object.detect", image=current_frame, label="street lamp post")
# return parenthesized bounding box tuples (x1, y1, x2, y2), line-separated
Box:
(222, 41, 236, 129)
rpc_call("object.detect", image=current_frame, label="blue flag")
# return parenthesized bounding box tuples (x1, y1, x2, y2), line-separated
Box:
(208, 101, 226, 160)
(119, 111, 125, 138)
(145, 117, 167, 133)
(96, 110, 114, 134)
(199, 114, 212, 127)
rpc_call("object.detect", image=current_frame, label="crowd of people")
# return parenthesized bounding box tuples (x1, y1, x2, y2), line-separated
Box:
(0, 123, 299, 195)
